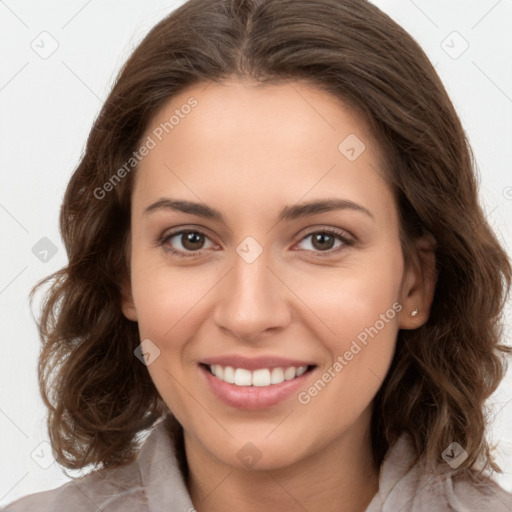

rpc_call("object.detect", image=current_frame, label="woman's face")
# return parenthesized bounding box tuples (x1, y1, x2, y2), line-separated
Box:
(122, 78, 430, 471)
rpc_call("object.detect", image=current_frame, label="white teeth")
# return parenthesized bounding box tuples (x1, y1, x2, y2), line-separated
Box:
(284, 367, 296, 380)
(234, 368, 252, 386)
(252, 369, 271, 387)
(295, 366, 307, 377)
(213, 365, 223, 380)
(223, 366, 235, 384)
(208, 365, 309, 387)
(270, 367, 284, 384)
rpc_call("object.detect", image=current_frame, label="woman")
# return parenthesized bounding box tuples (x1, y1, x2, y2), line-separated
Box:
(5, 0, 512, 510)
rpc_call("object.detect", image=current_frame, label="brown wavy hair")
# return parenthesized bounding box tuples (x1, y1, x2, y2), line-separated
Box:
(31, 0, 511, 483)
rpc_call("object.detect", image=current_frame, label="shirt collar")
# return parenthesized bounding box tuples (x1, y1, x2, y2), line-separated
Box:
(137, 418, 195, 512)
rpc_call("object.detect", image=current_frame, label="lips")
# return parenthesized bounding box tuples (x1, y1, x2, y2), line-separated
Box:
(201, 355, 315, 371)
(199, 355, 317, 409)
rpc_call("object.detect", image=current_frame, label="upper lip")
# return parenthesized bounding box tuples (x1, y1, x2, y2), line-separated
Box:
(201, 355, 316, 371)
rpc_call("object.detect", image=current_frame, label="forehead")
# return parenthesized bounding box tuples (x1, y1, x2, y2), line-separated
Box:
(133, 79, 396, 227)
(144, 78, 379, 160)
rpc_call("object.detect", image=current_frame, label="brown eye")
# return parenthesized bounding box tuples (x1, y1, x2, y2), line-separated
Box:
(180, 231, 205, 250)
(296, 229, 353, 255)
(162, 229, 215, 256)
(311, 233, 336, 251)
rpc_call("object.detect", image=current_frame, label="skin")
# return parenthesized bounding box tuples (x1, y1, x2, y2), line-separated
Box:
(122, 77, 436, 512)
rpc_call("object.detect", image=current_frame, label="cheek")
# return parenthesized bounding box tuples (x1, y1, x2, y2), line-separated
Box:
(290, 252, 403, 401)
(130, 252, 215, 338)
(333, 273, 401, 354)
(293, 254, 403, 415)
(129, 258, 206, 422)
(289, 255, 403, 348)
(128, 257, 220, 414)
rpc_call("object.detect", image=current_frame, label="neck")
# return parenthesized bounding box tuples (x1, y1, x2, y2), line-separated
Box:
(184, 410, 380, 512)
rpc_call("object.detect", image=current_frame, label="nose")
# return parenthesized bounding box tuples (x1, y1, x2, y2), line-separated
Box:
(212, 250, 292, 343)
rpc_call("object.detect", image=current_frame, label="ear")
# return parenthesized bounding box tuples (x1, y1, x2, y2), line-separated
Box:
(120, 276, 138, 322)
(120, 230, 138, 321)
(398, 232, 437, 330)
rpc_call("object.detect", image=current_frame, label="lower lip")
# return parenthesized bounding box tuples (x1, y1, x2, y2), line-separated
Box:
(200, 365, 314, 410)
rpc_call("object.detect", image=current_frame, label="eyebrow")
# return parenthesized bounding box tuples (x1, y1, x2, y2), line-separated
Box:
(143, 197, 374, 221)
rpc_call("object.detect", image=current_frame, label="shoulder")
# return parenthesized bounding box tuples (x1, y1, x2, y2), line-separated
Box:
(448, 475, 512, 512)
(366, 433, 512, 512)
(3, 418, 193, 512)
(2, 462, 146, 512)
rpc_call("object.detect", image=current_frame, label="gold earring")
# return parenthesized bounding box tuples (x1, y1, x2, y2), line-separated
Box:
(410, 308, 419, 317)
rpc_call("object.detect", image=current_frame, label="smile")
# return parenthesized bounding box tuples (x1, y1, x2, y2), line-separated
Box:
(199, 359, 317, 410)
(207, 364, 310, 386)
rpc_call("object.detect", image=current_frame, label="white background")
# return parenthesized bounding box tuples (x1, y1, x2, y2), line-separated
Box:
(1, 0, 511, 506)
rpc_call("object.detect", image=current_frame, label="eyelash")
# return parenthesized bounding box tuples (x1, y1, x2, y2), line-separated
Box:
(158, 227, 355, 259)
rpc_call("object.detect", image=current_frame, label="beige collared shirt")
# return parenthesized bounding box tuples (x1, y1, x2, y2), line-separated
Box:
(4, 419, 512, 511)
